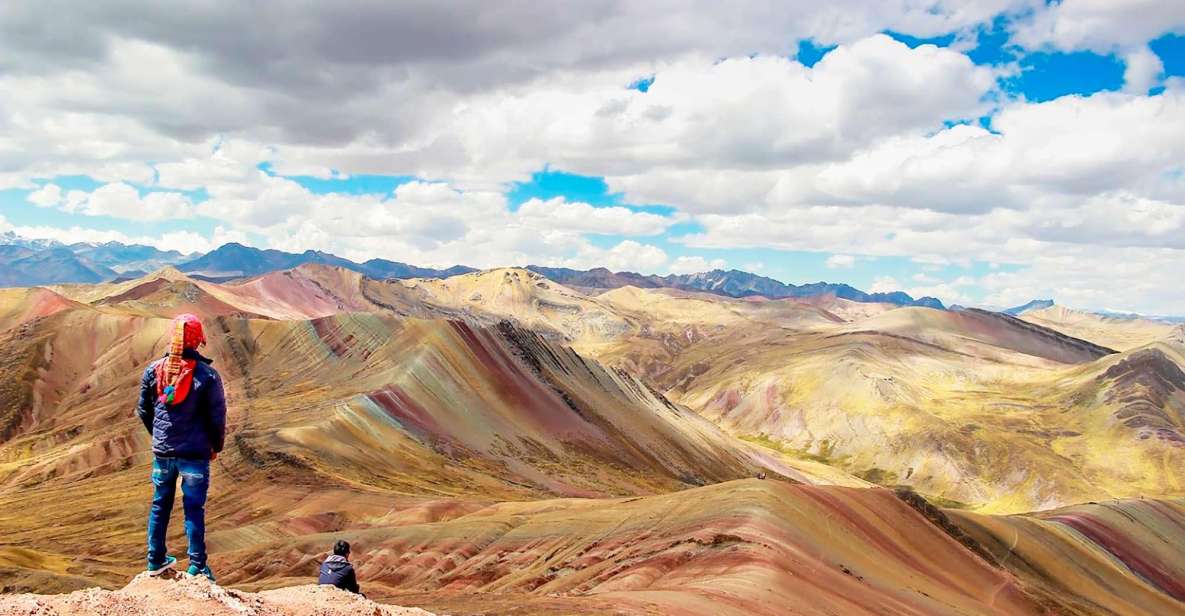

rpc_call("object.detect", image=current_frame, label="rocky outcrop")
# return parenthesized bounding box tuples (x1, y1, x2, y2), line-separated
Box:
(0, 570, 434, 616)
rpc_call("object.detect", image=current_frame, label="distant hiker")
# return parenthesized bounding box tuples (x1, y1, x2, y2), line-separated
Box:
(137, 313, 226, 581)
(318, 540, 362, 595)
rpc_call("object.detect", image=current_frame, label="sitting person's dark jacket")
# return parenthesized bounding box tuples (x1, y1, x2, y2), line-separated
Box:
(318, 540, 360, 594)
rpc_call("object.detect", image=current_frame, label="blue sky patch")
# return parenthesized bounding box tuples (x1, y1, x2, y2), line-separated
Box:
(37, 175, 104, 192)
(796, 39, 836, 67)
(966, 16, 1021, 66)
(258, 162, 414, 196)
(884, 30, 957, 49)
(1002, 50, 1125, 101)
(508, 169, 683, 218)
(508, 169, 623, 208)
(287, 173, 415, 196)
(628, 75, 655, 92)
(1150, 33, 1185, 77)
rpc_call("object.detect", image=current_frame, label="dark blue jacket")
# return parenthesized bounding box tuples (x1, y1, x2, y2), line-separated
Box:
(318, 555, 360, 594)
(137, 349, 227, 459)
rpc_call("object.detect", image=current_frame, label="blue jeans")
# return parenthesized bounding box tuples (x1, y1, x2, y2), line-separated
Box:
(146, 456, 210, 569)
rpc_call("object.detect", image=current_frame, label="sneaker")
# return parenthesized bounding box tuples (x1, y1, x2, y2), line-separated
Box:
(146, 555, 177, 576)
(186, 564, 216, 582)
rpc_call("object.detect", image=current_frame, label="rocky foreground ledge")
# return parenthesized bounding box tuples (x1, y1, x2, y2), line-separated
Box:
(0, 570, 435, 616)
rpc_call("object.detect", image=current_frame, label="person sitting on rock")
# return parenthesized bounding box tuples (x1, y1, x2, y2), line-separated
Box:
(318, 540, 362, 595)
(137, 313, 227, 581)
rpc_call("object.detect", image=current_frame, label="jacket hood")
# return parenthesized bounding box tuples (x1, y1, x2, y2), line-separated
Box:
(322, 559, 348, 573)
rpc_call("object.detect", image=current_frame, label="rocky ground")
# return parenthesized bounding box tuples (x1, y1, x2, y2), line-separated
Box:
(0, 570, 435, 616)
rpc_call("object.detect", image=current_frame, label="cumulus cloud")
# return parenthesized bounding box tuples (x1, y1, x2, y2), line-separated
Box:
(977, 246, 1185, 312)
(0, 15, 998, 191)
(0, 216, 241, 255)
(906, 275, 978, 306)
(514, 198, 677, 236)
(29, 182, 195, 220)
(432, 35, 994, 202)
(825, 254, 856, 269)
(147, 145, 685, 272)
(1010, 1, 1185, 53)
(596, 240, 671, 273)
(680, 196, 1185, 313)
(83, 183, 195, 220)
(0, 2, 1024, 92)
(669, 255, 728, 274)
(634, 88, 1185, 219)
(1122, 46, 1164, 94)
(868, 276, 902, 293)
(26, 183, 63, 207)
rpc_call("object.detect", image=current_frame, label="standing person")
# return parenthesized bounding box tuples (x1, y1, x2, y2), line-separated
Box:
(318, 540, 362, 595)
(137, 313, 226, 581)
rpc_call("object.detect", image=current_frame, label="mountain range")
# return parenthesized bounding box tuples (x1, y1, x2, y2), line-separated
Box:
(527, 265, 945, 308)
(0, 234, 943, 308)
(179, 241, 476, 281)
(0, 232, 189, 285)
(1, 263, 1183, 614)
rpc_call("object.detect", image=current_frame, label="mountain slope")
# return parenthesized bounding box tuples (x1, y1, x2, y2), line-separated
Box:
(0, 287, 85, 333)
(360, 258, 475, 280)
(590, 302, 1183, 512)
(1004, 299, 1055, 315)
(216, 480, 1044, 616)
(201, 265, 387, 320)
(0, 305, 776, 495)
(1020, 304, 1177, 351)
(222, 314, 774, 497)
(951, 496, 1185, 614)
(179, 243, 357, 278)
(399, 268, 634, 342)
(68, 242, 189, 275)
(0, 294, 803, 596)
(2, 270, 1184, 614)
(526, 266, 663, 290)
(847, 307, 1116, 364)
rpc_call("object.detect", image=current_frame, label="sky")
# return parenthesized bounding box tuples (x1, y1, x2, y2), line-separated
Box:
(1, 1, 1185, 314)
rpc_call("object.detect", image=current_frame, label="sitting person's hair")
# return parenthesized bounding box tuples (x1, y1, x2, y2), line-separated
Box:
(333, 539, 350, 557)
